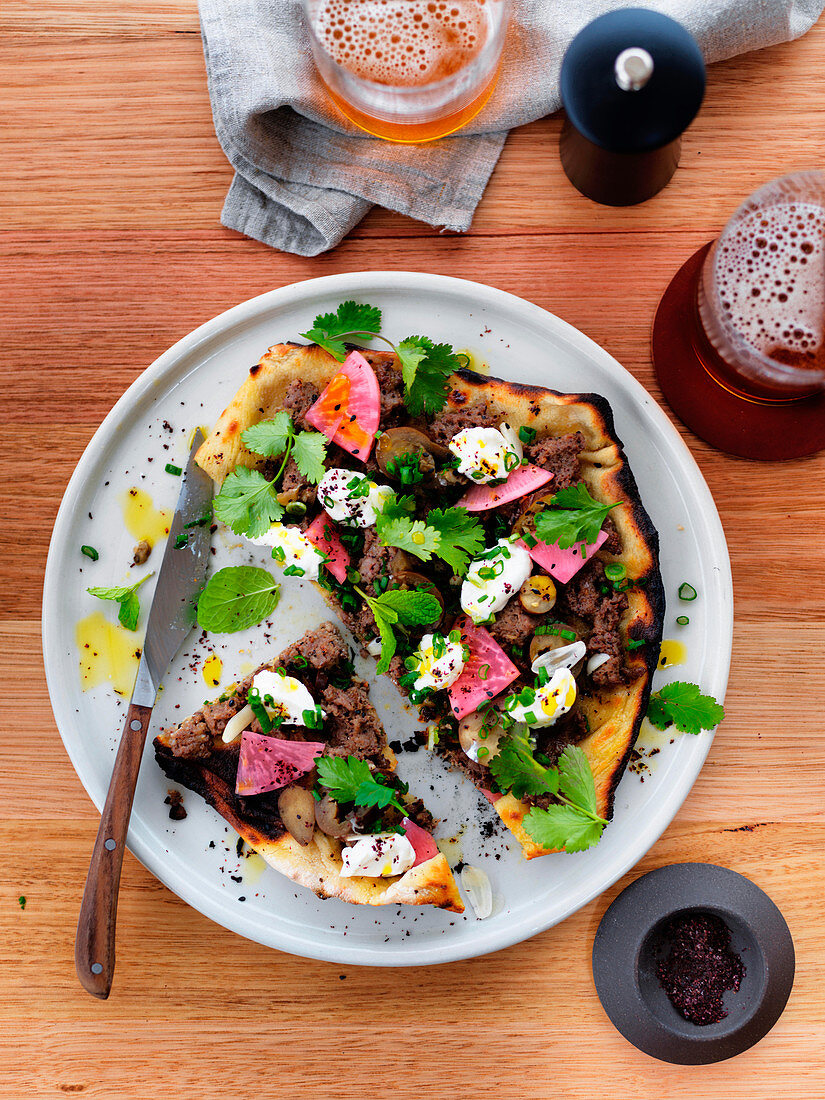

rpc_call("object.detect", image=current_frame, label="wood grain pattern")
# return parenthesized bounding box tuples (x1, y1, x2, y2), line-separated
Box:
(1, 3, 823, 1096)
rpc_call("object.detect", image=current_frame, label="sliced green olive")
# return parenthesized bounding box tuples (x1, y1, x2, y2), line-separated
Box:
(518, 575, 557, 614)
(375, 427, 450, 479)
(529, 628, 582, 667)
(278, 786, 316, 846)
(458, 710, 504, 763)
(314, 794, 350, 839)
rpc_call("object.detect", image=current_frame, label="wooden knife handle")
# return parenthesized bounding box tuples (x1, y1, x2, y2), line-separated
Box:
(75, 701, 153, 999)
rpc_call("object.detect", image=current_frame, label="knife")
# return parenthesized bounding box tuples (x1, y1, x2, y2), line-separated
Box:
(75, 430, 213, 999)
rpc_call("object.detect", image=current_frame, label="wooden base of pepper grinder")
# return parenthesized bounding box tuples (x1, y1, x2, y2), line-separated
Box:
(560, 120, 680, 206)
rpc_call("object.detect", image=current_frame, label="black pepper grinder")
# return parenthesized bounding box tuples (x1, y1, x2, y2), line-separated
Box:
(559, 8, 705, 206)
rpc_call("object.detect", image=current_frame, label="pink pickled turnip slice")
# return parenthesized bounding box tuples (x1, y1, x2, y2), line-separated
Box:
(235, 734, 325, 796)
(447, 617, 520, 720)
(305, 371, 348, 442)
(402, 817, 439, 866)
(457, 463, 552, 512)
(306, 350, 381, 461)
(304, 511, 350, 583)
(517, 527, 609, 585)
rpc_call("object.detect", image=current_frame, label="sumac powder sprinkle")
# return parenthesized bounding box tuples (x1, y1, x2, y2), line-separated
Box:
(656, 912, 745, 1025)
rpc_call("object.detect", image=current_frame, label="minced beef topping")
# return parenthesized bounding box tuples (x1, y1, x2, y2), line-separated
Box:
(282, 379, 319, 430)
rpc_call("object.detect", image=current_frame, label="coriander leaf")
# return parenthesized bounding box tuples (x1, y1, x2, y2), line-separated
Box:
(426, 507, 485, 576)
(241, 411, 292, 458)
(370, 588, 442, 627)
(314, 301, 382, 338)
(557, 745, 598, 817)
(300, 301, 382, 361)
(316, 754, 406, 814)
(87, 572, 153, 633)
(213, 467, 283, 537)
(396, 338, 429, 391)
(376, 492, 417, 524)
(196, 566, 280, 633)
(533, 482, 618, 549)
(401, 335, 461, 416)
(291, 430, 328, 484)
(316, 754, 373, 804)
(375, 516, 440, 563)
(524, 805, 605, 853)
(488, 734, 559, 800)
(301, 327, 348, 362)
(646, 681, 725, 735)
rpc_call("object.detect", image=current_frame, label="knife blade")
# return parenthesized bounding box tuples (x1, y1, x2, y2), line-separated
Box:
(75, 430, 214, 999)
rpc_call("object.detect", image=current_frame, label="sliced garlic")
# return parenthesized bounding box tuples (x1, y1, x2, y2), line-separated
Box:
(366, 637, 382, 657)
(221, 702, 255, 743)
(586, 652, 612, 676)
(531, 640, 587, 676)
(461, 864, 493, 919)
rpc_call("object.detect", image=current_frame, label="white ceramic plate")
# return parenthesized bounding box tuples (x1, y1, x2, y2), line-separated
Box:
(43, 273, 732, 966)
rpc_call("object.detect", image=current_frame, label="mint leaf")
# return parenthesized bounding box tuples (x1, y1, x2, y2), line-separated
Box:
(557, 745, 598, 817)
(213, 467, 283, 537)
(647, 681, 725, 734)
(426, 507, 485, 576)
(87, 572, 153, 632)
(488, 734, 559, 800)
(241, 412, 292, 458)
(401, 335, 460, 416)
(196, 566, 280, 633)
(533, 483, 618, 549)
(370, 588, 442, 627)
(291, 431, 328, 484)
(523, 805, 605, 853)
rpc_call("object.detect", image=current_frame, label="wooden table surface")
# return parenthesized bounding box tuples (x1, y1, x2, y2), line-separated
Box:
(2, 4, 824, 1097)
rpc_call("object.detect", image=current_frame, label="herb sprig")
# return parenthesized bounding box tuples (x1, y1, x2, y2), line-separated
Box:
(87, 572, 154, 631)
(355, 585, 442, 674)
(647, 681, 724, 735)
(300, 300, 463, 415)
(213, 412, 328, 537)
(316, 754, 408, 816)
(489, 740, 608, 853)
(375, 494, 485, 576)
(534, 483, 618, 549)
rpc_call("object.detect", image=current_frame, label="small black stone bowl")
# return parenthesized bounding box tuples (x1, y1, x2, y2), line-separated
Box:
(592, 863, 794, 1064)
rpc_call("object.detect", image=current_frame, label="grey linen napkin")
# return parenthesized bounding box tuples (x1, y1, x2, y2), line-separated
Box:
(200, 0, 824, 256)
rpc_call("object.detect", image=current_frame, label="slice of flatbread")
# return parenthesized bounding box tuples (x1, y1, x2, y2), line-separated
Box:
(154, 623, 463, 912)
(195, 341, 665, 861)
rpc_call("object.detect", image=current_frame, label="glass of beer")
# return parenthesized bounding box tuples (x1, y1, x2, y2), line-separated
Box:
(652, 170, 825, 460)
(302, 0, 510, 143)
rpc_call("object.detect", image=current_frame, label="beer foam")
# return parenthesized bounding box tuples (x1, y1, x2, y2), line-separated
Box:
(313, 0, 490, 85)
(713, 202, 825, 366)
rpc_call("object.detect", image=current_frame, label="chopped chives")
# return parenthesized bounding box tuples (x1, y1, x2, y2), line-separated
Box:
(676, 615, 690, 626)
(80, 544, 99, 561)
(626, 638, 646, 650)
(184, 514, 211, 529)
(518, 426, 537, 444)
(678, 582, 698, 602)
(165, 463, 183, 476)
(174, 533, 188, 549)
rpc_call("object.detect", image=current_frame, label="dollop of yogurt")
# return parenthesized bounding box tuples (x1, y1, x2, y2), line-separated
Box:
(252, 669, 323, 727)
(461, 538, 532, 623)
(248, 523, 325, 580)
(448, 422, 523, 483)
(317, 468, 393, 527)
(505, 667, 577, 728)
(409, 632, 466, 691)
(340, 833, 417, 878)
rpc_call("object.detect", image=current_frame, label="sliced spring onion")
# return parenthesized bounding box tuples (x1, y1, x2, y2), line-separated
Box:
(626, 638, 646, 650)
(174, 533, 188, 549)
(80, 544, 99, 561)
(678, 582, 698, 602)
(676, 615, 690, 626)
(604, 562, 627, 582)
(165, 463, 182, 476)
